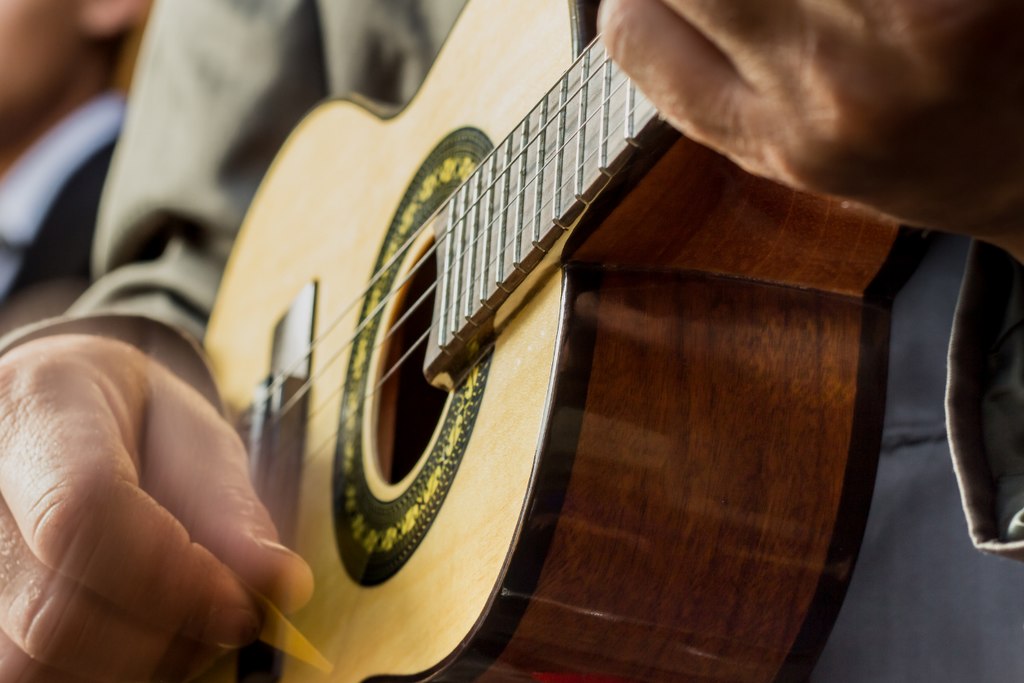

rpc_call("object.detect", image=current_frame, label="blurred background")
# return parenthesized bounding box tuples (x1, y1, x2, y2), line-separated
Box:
(0, 0, 150, 334)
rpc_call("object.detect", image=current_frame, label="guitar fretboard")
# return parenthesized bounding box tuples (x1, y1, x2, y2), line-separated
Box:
(425, 37, 662, 387)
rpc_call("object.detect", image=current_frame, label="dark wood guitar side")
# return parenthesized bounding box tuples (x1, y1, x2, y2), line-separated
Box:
(395, 138, 919, 682)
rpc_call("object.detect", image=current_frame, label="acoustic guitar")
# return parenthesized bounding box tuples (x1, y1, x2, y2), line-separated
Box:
(202, 0, 918, 680)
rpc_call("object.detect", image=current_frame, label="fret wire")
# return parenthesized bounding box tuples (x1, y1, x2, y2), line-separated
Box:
(493, 139, 509, 290)
(550, 73, 569, 234)
(575, 49, 591, 200)
(505, 117, 528, 286)
(631, 80, 657, 123)
(463, 172, 482, 321)
(496, 136, 513, 288)
(519, 105, 539, 270)
(599, 52, 612, 172)
(438, 199, 456, 347)
(626, 78, 637, 143)
(448, 184, 468, 337)
(479, 154, 496, 307)
(529, 93, 550, 259)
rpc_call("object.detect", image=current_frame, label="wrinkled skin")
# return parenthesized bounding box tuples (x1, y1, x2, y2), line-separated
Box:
(600, 0, 1024, 261)
(0, 336, 312, 681)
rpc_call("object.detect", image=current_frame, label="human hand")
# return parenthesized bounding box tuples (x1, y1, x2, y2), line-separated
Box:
(0, 334, 313, 681)
(599, 0, 1024, 260)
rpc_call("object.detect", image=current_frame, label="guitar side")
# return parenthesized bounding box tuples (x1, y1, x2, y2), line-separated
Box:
(463, 138, 918, 682)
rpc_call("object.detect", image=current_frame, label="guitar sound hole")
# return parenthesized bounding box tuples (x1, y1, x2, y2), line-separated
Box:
(376, 248, 448, 484)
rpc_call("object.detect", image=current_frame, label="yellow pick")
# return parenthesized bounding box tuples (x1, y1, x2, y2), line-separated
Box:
(253, 593, 334, 674)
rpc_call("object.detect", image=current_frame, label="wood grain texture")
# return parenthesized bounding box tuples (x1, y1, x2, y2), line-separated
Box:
(483, 267, 888, 683)
(566, 135, 903, 297)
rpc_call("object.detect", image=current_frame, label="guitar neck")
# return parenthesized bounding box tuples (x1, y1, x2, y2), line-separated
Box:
(425, 36, 665, 388)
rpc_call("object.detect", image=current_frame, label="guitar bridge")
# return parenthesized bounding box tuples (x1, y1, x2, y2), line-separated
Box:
(237, 282, 317, 683)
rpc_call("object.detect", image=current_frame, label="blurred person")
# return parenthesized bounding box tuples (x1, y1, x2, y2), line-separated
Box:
(0, 1, 1022, 681)
(0, 0, 149, 329)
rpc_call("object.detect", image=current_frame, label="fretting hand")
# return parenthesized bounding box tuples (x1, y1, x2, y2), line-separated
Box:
(600, 0, 1024, 260)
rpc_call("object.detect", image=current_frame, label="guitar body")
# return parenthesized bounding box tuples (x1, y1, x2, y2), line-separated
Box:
(204, 0, 915, 681)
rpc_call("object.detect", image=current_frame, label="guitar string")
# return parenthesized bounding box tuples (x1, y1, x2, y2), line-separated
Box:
(289, 96, 654, 482)
(273, 89, 650, 451)
(256, 52, 623, 422)
(269, 72, 641, 429)
(253, 44, 613, 409)
(273, 74, 644, 430)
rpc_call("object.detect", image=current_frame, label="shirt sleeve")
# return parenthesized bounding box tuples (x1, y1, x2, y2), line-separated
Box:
(79, 0, 327, 342)
(947, 241, 1024, 560)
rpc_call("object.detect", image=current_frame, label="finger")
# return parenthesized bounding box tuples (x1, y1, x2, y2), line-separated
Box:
(141, 367, 314, 612)
(0, 344, 260, 647)
(660, 0, 788, 53)
(600, 0, 758, 155)
(0, 629, 94, 683)
(0, 497, 224, 681)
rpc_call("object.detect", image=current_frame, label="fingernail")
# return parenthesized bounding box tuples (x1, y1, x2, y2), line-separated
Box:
(252, 537, 315, 612)
(204, 605, 261, 648)
(253, 537, 299, 556)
